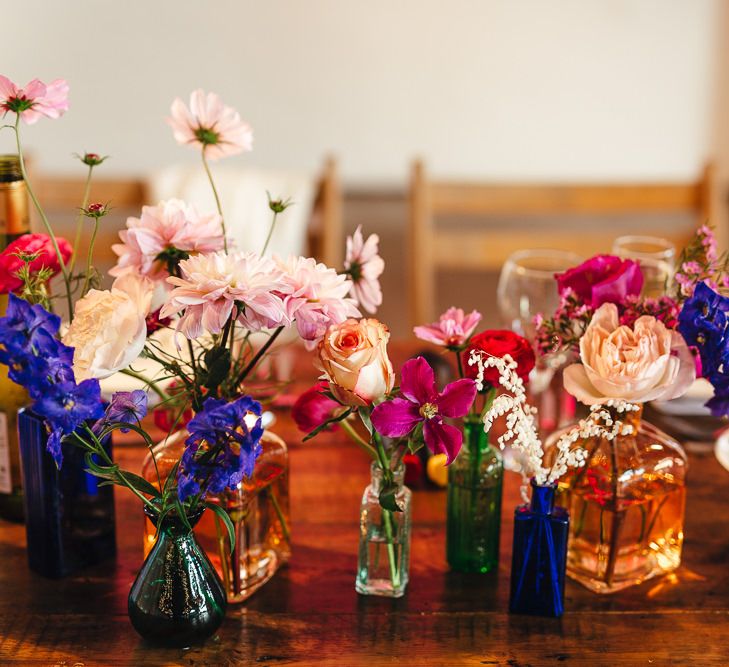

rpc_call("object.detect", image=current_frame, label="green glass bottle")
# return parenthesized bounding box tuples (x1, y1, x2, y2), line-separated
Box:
(446, 418, 503, 573)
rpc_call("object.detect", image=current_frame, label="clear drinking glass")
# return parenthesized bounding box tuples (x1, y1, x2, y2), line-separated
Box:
(496, 249, 583, 440)
(612, 235, 676, 297)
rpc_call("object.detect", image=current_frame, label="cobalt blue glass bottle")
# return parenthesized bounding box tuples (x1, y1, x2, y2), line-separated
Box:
(509, 479, 569, 617)
(17, 408, 116, 578)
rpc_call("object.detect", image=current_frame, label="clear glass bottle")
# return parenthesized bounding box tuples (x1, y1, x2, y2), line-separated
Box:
(129, 507, 227, 647)
(509, 480, 569, 617)
(0, 154, 31, 522)
(547, 405, 687, 593)
(446, 418, 503, 572)
(142, 428, 291, 603)
(355, 462, 411, 597)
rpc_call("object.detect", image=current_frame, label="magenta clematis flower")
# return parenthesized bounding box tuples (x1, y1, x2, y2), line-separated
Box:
(371, 356, 477, 463)
(0, 75, 69, 124)
(413, 307, 482, 348)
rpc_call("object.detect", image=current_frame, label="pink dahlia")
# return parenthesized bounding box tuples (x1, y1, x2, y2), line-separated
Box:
(0, 75, 69, 124)
(277, 255, 361, 342)
(110, 199, 225, 281)
(160, 251, 289, 339)
(167, 89, 253, 160)
(414, 307, 482, 348)
(343, 225, 385, 314)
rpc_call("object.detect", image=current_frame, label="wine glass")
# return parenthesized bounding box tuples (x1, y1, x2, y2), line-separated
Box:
(496, 249, 583, 451)
(612, 235, 676, 297)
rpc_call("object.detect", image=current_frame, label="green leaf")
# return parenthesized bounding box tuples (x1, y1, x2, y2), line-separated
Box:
(302, 408, 353, 441)
(358, 407, 374, 435)
(116, 470, 162, 498)
(378, 479, 403, 512)
(205, 502, 236, 553)
(203, 347, 231, 391)
(407, 422, 425, 454)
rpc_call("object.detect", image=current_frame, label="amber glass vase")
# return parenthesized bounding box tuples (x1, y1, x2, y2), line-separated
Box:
(546, 406, 687, 593)
(142, 428, 290, 603)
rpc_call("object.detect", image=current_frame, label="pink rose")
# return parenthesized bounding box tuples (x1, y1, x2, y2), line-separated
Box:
(563, 303, 695, 405)
(292, 381, 342, 433)
(317, 318, 395, 406)
(556, 255, 643, 308)
(0, 233, 72, 293)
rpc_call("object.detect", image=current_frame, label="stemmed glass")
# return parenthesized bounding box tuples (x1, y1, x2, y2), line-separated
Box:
(612, 235, 676, 297)
(496, 249, 583, 455)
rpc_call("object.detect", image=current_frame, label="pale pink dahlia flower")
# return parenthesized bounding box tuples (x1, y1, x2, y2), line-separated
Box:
(160, 251, 289, 339)
(110, 199, 225, 281)
(167, 89, 253, 160)
(343, 225, 385, 314)
(414, 307, 482, 348)
(277, 255, 360, 341)
(0, 75, 69, 124)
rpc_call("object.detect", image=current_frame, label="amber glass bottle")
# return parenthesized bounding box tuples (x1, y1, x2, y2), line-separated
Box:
(0, 155, 31, 522)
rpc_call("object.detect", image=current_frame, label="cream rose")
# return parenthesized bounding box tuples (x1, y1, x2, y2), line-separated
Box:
(317, 318, 395, 406)
(63, 274, 154, 381)
(563, 303, 695, 405)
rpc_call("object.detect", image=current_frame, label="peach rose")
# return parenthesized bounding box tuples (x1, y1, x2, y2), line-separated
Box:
(317, 318, 395, 406)
(563, 303, 695, 405)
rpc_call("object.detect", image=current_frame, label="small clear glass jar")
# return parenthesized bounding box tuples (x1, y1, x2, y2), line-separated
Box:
(355, 462, 411, 597)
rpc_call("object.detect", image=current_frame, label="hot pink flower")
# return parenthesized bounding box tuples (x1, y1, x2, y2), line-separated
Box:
(556, 255, 643, 308)
(110, 199, 225, 281)
(292, 381, 343, 433)
(277, 255, 360, 341)
(0, 233, 72, 293)
(372, 356, 477, 464)
(0, 75, 69, 124)
(344, 225, 384, 313)
(167, 89, 253, 160)
(414, 307, 482, 348)
(161, 251, 289, 339)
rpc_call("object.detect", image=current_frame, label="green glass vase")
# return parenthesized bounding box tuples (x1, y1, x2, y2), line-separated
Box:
(446, 418, 503, 573)
(128, 507, 227, 646)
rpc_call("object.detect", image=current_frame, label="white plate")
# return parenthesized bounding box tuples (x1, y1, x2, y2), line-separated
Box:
(652, 379, 713, 417)
(715, 429, 729, 472)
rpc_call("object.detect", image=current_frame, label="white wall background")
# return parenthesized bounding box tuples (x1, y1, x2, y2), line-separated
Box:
(1, 0, 723, 186)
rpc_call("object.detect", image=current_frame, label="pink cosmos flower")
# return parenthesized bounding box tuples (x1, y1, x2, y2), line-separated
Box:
(414, 307, 482, 348)
(277, 255, 360, 341)
(343, 225, 385, 313)
(0, 75, 69, 124)
(167, 89, 253, 160)
(0, 233, 73, 293)
(160, 251, 289, 339)
(372, 356, 477, 464)
(110, 199, 225, 281)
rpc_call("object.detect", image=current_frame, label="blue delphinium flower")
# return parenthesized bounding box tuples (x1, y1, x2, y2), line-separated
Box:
(97, 390, 148, 433)
(678, 281, 729, 417)
(0, 293, 103, 466)
(177, 395, 264, 502)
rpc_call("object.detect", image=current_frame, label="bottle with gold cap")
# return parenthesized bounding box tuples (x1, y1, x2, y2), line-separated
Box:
(0, 154, 31, 522)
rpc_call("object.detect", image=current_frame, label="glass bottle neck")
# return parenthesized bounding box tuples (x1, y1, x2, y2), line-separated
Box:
(463, 418, 490, 453)
(370, 461, 405, 493)
(529, 481, 556, 514)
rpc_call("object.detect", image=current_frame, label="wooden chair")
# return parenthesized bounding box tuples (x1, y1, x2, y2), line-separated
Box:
(408, 159, 715, 326)
(31, 155, 343, 269)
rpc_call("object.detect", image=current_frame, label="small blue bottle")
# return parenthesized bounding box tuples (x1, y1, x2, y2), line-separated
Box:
(18, 408, 116, 578)
(509, 479, 569, 617)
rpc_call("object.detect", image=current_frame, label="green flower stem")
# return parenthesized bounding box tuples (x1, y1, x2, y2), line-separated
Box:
(13, 116, 74, 319)
(340, 419, 378, 459)
(261, 209, 279, 256)
(119, 368, 171, 402)
(267, 487, 291, 544)
(80, 216, 100, 297)
(235, 326, 285, 386)
(70, 164, 94, 272)
(201, 150, 227, 253)
(381, 508, 400, 588)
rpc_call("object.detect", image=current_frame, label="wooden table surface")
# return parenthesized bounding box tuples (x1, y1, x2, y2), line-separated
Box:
(2, 343, 729, 666)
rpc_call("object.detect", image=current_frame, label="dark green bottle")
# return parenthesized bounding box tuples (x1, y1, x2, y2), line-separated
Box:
(446, 418, 503, 573)
(128, 508, 227, 646)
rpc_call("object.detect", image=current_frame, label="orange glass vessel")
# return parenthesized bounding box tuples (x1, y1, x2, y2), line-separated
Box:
(142, 428, 290, 603)
(546, 407, 687, 594)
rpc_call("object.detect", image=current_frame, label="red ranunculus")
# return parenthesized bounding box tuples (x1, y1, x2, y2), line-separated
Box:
(0, 233, 73, 293)
(556, 254, 643, 308)
(292, 381, 342, 433)
(462, 329, 535, 388)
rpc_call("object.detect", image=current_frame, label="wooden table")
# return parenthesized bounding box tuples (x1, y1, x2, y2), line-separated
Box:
(2, 345, 729, 666)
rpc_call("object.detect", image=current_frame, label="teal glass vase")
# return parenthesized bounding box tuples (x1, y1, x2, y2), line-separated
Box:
(446, 418, 503, 573)
(128, 507, 227, 646)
